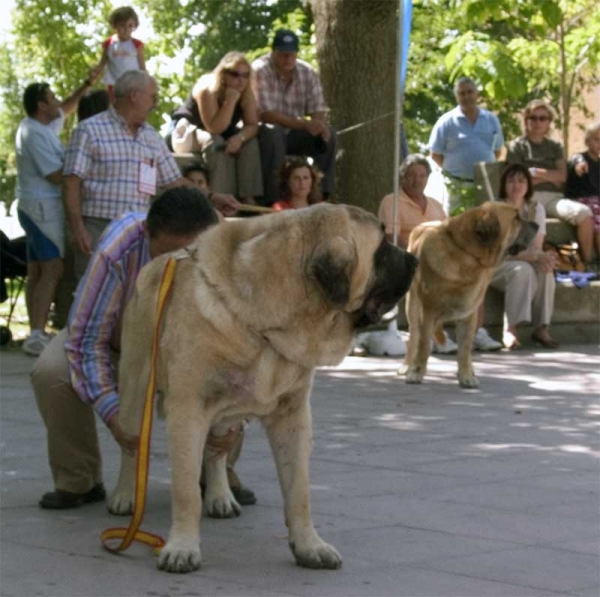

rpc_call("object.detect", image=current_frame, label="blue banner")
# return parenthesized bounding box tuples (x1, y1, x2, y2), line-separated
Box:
(399, 0, 413, 98)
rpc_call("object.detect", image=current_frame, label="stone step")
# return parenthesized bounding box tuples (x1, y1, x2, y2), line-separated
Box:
(394, 279, 600, 346)
(391, 216, 599, 346)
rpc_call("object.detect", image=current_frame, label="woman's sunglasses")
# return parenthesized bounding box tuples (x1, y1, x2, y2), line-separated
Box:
(226, 70, 250, 80)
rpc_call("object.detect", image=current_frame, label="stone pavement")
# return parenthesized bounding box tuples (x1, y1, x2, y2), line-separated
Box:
(1, 344, 599, 597)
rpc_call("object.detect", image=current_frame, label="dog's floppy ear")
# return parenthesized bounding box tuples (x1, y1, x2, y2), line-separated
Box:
(309, 237, 355, 307)
(473, 210, 501, 247)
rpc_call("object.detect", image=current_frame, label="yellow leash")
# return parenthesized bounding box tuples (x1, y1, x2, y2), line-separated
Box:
(100, 257, 177, 554)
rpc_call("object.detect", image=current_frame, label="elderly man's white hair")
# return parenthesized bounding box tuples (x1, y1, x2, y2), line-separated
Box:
(453, 76, 477, 94)
(114, 70, 154, 99)
(584, 121, 600, 143)
(398, 153, 431, 182)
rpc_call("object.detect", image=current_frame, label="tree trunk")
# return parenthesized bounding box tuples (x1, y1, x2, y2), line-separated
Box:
(308, 0, 399, 214)
(558, 20, 570, 157)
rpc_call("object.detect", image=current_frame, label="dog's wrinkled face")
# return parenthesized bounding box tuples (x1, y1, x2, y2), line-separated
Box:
(353, 238, 418, 328)
(305, 205, 417, 331)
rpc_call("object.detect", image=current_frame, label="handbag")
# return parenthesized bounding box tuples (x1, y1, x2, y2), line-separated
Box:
(543, 240, 585, 272)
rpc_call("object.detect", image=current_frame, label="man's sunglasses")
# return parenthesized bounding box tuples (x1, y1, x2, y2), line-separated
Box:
(527, 115, 550, 122)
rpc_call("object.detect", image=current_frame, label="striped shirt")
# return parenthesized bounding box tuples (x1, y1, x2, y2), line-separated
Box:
(65, 212, 150, 423)
(63, 107, 181, 219)
(252, 54, 326, 121)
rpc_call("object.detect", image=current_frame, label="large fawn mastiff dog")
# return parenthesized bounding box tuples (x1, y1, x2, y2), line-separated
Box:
(109, 204, 418, 573)
(401, 201, 537, 388)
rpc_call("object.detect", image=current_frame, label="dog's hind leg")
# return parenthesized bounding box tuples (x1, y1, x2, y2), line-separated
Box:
(455, 312, 479, 388)
(202, 422, 242, 519)
(157, 397, 208, 573)
(401, 293, 433, 384)
(264, 381, 342, 570)
(399, 291, 419, 378)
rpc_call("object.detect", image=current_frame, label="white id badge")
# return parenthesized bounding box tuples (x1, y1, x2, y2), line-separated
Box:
(138, 161, 157, 195)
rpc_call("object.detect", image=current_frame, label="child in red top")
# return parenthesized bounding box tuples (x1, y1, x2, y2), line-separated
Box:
(91, 6, 146, 101)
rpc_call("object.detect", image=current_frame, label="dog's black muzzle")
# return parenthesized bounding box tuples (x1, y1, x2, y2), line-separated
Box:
(353, 240, 418, 329)
(507, 220, 539, 256)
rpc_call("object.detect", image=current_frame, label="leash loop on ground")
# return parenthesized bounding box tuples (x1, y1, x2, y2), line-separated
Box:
(100, 257, 177, 555)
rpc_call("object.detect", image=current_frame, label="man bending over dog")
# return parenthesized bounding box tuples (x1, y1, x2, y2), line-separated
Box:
(31, 186, 255, 509)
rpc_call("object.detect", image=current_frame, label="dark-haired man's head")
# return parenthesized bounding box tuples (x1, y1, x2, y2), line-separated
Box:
(23, 82, 60, 123)
(182, 163, 210, 194)
(146, 186, 218, 258)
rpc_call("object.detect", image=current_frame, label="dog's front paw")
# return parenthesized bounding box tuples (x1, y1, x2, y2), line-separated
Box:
(403, 365, 424, 384)
(204, 492, 241, 519)
(157, 540, 201, 573)
(290, 535, 342, 570)
(458, 370, 479, 388)
(107, 487, 134, 516)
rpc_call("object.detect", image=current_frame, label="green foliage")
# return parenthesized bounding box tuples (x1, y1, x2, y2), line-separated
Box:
(441, 0, 600, 152)
(142, 0, 311, 130)
(0, 0, 313, 195)
(403, 0, 458, 153)
(0, 0, 596, 205)
(404, 0, 599, 153)
(0, 0, 110, 170)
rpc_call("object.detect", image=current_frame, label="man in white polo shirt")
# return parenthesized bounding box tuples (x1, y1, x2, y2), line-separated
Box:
(15, 78, 95, 356)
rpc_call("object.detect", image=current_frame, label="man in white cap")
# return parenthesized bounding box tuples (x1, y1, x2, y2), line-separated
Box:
(252, 29, 336, 205)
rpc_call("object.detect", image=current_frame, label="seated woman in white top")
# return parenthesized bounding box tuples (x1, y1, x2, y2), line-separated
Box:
(378, 154, 502, 354)
(489, 163, 559, 349)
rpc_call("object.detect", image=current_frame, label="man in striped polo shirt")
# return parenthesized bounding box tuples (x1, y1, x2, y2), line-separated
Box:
(31, 186, 254, 510)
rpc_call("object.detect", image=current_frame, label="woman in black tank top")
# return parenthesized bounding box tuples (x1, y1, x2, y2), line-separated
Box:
(170, 52, 263, 204)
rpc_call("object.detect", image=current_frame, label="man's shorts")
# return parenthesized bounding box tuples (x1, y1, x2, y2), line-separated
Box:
(577, 196, 600, 233)
(533, 191, 592, 225)
(17, 209, 61, 262)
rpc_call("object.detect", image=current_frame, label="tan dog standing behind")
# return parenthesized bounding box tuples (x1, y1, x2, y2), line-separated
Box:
(400, 201, 537, 388)
(109, 204, 418, 573)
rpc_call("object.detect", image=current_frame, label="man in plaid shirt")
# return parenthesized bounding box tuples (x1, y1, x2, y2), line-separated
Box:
(252, 29, 336, 205)
(63, 70, 238, 279)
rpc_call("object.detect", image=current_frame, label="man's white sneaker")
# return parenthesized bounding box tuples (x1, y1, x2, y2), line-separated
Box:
(432, 331, 458, 354)
(473, 327, 503, 351)
(22, 330, 51, 357)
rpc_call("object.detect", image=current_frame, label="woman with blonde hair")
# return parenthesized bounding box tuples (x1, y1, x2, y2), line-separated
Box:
(171, 51, 263, 203)
(506, 99, 595, 264)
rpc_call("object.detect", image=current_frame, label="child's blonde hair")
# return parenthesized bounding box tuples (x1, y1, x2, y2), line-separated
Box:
(108, 6, 139, 28)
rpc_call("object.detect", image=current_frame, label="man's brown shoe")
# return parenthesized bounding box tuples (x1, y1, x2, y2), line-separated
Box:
(39, 483, 106, 509)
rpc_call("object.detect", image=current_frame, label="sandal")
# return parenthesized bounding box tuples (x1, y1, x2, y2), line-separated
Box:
(39, 483, 106, 510)
(531, 329, 560, 349)
(503, 331, 521, 350)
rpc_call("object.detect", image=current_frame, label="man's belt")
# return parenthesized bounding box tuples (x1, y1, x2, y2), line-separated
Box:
(443, 171, 475, 183)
